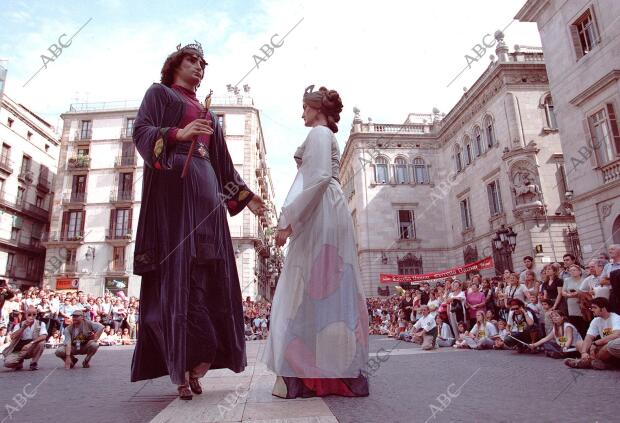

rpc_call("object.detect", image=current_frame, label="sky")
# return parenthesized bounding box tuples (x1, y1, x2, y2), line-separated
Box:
(0, 0, 542, 208)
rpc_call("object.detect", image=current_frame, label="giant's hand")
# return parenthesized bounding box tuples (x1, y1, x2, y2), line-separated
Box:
(247, 196, 266, 217)
(276, 225, 292, 247)
(176, 119, 213, 141)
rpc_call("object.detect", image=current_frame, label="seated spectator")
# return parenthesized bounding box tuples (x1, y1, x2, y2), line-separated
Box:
(435, 315, 454, 347)
(529, 310, 581, 359)
(121, 328, 132, 345)
(492, 320, 509, 350)
(0, 326, 10, 353)
(411, 305, 436, 350)
(464, 310, 497, 350)
(504, 299, 536, 353)
(45, 329, 62, 349)
(539, 298, 553, 335)
(565, 297, 620, 370)
(453, 322, 468, 349)
(399, 321, 415, 342)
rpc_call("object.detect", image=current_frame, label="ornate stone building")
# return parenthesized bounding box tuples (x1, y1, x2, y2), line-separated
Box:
(341, 33, 577, 297)
(42, 89, 280, 300)
(517, 0, 620, 255)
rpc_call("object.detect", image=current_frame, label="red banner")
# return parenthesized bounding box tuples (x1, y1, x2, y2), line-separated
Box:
(380, 256, 494, 284)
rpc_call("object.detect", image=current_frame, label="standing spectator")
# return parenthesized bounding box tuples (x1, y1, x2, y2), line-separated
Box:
(504, 273, 529, 306)
(565, 297, 620, 370)
(126, 307, 138, 339)
(523, 270, 540, 298)
(542, 263, 564, 312)
(519, 256, 537, 284)
(601, 244, 620, 313)
(58, 298, 74, 333)
(2, 306, 47, 371)
(55, 310, 104, 369)
(37, 297, 53, 330)
(399, 292, 414, 322)
(561, 264, 588, 337)
(580, 259, 609, 300)
(465, 283, 486, 328)
(447, 281, 466, 338)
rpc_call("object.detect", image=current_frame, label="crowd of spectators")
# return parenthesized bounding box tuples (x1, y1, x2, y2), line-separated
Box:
(367, 244, 620, 371)
(242, 297, 271, 340)
(0, 284, 139, 354)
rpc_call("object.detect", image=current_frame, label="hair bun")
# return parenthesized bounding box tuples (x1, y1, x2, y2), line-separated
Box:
(318, 86, 343, 132)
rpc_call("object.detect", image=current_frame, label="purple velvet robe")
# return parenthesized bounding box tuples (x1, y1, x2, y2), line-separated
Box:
(130, 83, 254, 385)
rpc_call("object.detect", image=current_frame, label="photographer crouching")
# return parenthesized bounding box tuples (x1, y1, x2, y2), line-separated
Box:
(55, 310, 104, 369)
(2, 306, 47, 371)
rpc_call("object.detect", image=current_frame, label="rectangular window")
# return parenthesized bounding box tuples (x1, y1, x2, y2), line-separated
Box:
(16, 187, 25, 205)
(571, 8, 600, 59)
(113, 208, 132, 237)
(460, 199, 472, 230)
(397, 210, 415, 240)
(71, 175, 86, 202)
(62, 210, 84, 240)
(465, 144, 472, 165)
(395, 164, 408, 184)
(80, 120, 92, 140)
(77, 148, 89, 157)
(588, 104, 620, 165)
(65, 248, 77, 265)
(375, 163, 389, 184)
(487, 180, 503, 216)
(7, 253, 15, 273)
(35, 195, 43, 208)
(1, 143, 10, 165)
(414, 164, 429, 184)
(113, 246, 125, 270)
(118, 173, 133, 200)
(10, 227, 19, 241)
(125, 118, 135, 137)
(474, 134, 482, 157)
(26, 257, 35, 276)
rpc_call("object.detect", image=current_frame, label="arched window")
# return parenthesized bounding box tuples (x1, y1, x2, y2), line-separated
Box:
(473, 126, 483, 156)
(544, 95, 558, 129)
(484, 115, 496, 148)
(455, 146, 463, 173)
(375, 156, 389, 184)
(394, 157, 409, 184)
(464, 135, 472, 165)
(413, 158, 429, 184)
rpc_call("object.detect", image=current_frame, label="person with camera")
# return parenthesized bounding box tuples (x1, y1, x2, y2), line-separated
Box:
(504, 298, 536, 353)
(55, 310, 104, 369)
(2, 306, 47, 371)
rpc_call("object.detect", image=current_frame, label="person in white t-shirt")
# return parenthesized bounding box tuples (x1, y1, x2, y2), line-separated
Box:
(565, 297, 620, 370)
(412, 305, 437, 350)
(464, 310, 497, 350)
(504, 299, 535, 352)
(529, 310, 581, 359)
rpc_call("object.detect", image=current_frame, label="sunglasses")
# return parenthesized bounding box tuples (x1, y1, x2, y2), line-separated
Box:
(25, 313, 37, 316)
(510, 308, 519, 312)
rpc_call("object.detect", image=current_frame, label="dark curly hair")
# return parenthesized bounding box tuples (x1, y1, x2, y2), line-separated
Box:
(160, 49, 206, 88)
(303, 86, 343, 133)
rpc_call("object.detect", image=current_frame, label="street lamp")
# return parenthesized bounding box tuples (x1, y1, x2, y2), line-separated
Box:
(506, 227, 517, 252)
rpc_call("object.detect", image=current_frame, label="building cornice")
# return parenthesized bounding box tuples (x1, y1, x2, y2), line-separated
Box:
(569, 69, 620, 107)
(570, 178, 620, 204)
(515, 0, 550, 22)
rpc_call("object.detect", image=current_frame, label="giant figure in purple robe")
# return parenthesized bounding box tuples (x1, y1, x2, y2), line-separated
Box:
(130, 42, 265, 400)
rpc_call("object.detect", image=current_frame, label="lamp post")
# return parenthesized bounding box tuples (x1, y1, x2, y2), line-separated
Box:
(491, 225, 517, 272)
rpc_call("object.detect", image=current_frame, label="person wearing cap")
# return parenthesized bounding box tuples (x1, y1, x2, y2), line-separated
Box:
(504, 298, 535, 352)
(2, 306, 47, 370)
(55, 309, 104, 369)
(130, 41, 265, 400)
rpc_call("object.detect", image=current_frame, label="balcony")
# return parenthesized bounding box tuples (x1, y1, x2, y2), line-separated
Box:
(0, 155, 13, 174)
(42, 231, 85, 244)
(110, 190, 133, 203)
(36, 175, 52, 193)
(61, 191, 87, 205)
(74, 129, 92, 142)
(22, 202, 50, 221)
(0, 234, 46, 254)
(601, 159, 620, 184)
(114, 154, 137, 168)
(105, 228, 133, 243)
(67, 155, 91, 170)
(120, 128, 134, 139)
(17, 170, 34, 183)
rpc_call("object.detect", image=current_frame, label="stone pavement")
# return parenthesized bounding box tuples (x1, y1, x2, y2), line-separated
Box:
(0, 337, 618, 423)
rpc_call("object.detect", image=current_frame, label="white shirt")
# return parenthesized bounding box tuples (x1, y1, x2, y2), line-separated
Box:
(519, 266, 537, 283)
(601, 262, 620, 279)
(437, 322, 453, 340)
(507, 310, 534, 333)
(12, 321, 48, 340)
(586, 312, 620, 338)
(470, 321, 497, 339)
(553, 322, 582, 348)
(579, 275, 610, 299)
(413, 313, 436, 332)
(563, 276, 583, 316)
(504, 284, 528, 303)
